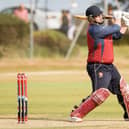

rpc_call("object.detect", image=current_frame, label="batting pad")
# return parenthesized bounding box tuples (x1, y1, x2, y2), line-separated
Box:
(120, 77, 129, 118)
(70, 88, 110, 118)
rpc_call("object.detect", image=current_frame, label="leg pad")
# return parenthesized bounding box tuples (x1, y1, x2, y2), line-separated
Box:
(120, 77, 129, 118)
(70, 88, 110, 118)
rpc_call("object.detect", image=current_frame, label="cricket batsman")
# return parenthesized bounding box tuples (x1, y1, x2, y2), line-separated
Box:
(70, 5, 129, 122)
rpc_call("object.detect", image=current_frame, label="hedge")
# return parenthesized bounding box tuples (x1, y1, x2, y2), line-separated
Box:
(0, 14, 29, 45)
(34, 30, 72, 56)
(0, 14, 78, 58)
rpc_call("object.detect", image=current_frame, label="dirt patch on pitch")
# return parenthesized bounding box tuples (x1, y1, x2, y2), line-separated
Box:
(0, 119, 129, 129)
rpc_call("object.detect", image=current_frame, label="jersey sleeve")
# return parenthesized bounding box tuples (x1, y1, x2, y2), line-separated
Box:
(92, 24, 121, 39)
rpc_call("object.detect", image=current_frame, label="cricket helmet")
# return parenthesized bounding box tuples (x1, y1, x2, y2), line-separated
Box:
(86, 5, 103, 17)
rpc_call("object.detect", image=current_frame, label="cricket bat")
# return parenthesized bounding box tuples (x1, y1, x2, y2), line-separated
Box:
(73, 15, 113, 20)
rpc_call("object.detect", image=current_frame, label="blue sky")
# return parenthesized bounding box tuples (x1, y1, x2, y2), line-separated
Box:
(0, 0, 101, 14)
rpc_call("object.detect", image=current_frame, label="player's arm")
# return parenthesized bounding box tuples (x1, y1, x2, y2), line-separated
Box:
(93, 24, 121, 39)
(92, 18, 122, 39)
(112, 23, 128, 40)
(112, 26, 127, 40)
(112, 32, 122, 40)
(112, 17, 127, 36)
(120, 26, 128, 34)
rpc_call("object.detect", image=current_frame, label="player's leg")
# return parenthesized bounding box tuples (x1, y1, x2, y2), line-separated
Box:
(70, 63, 96, 118)
(109, 64, 128, 120)
(70, 63, 111, 122)
(117, 94, 128, 120)
(70, 88, 110, 121)
(119, 76, 129, 118)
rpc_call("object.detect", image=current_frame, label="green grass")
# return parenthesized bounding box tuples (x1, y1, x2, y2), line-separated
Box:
(0, 76, 125, 129)
(0, 45, 128, 72)
(0, 45, 129, 128)
(0, 77, 124, 120)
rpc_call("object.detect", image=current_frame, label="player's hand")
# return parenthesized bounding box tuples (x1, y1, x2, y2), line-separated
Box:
(120, 26, 128, 34)
(113, 18, 121, 26)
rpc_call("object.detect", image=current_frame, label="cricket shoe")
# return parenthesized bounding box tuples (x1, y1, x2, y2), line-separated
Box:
(124, 112, 129, 121)
(69, 116, 82, 122)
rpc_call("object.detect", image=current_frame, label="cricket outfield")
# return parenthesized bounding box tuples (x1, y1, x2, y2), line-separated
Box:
(0, 70, 129, 129)
(0, 46, 129, 129)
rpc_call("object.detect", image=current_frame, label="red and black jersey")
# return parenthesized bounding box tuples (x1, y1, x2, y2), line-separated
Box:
(87, 24, 121, 64)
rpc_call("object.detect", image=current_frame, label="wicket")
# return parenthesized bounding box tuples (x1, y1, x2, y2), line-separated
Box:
(17, 73, 28, 123)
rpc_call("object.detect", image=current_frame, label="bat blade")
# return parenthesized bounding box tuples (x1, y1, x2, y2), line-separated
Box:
(73, 14, 113, 20)
(73, 15, 87, 20)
